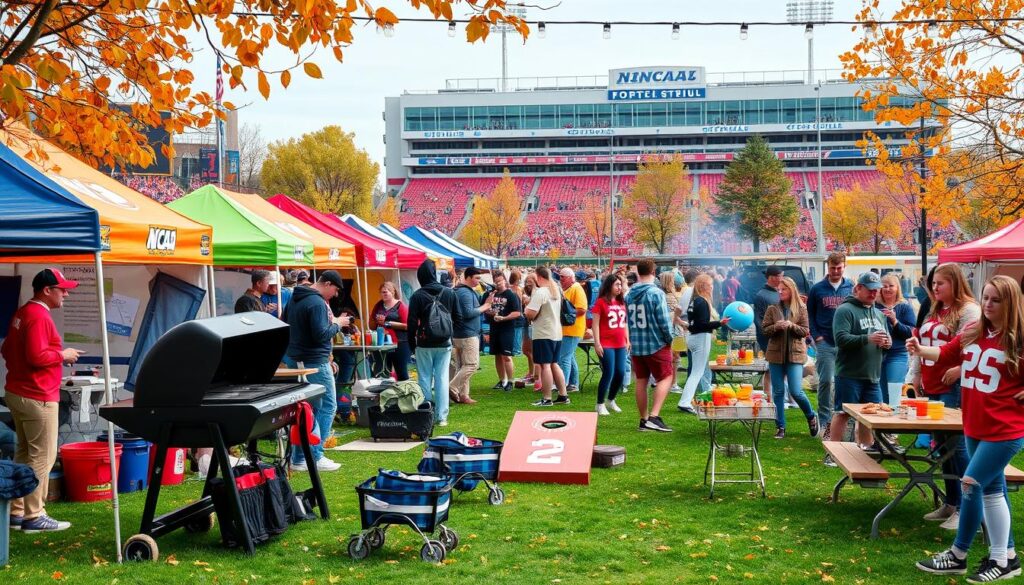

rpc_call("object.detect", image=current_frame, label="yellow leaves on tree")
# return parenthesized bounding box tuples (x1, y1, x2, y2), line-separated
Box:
(824, 190, 873, 253)
(830, 182, 902, 254)
(0, 1, 528, 172)
(372, 196, 402, 227)
(620, 155, 692, 255)
(459, 170, 525, 257)
(260, 125, 378, 218)
(841, 1, 1024, 221)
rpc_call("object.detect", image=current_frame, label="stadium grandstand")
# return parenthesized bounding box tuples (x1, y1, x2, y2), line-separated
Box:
(383, 67, 963, 257)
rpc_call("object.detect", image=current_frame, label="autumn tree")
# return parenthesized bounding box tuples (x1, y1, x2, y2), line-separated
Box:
(824, 190, 872, 252)
(0, 2, 527, 170)
(582, 194, 612, 258)
(713, 136, 797, 253)
(841, 2, 1024, 226)
(459, 170, 525, 257)
(238, 122, 267, 189)
(261, 126, 377, 217)
(372, 196, 401, 227)
(620, 155, 691, 254)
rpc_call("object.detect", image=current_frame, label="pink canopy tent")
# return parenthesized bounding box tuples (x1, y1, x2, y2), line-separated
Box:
(938, 218, 1024, 296)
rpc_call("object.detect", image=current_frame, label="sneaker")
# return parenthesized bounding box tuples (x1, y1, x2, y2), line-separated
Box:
(553, 395, 571, 405)
(643, 416, 673, 432)
(968, 558, 1021, 583)
(979, 556, 1023, 578)
(677, 405, 697, 415)
(596, 403, 610, 416)
(606, 400, 622, 413)
(916, 549, 968, 575)
(823, 454, 838, 468)
(533, 381, 543, 392)
(492, 382, 506, 390)
(670, 384, 683, 394)
(532, 398, 554, 407)
(10, 515, 22, 531)
(503, 382, 513, 392)
(290, 460, 309, 472)
(807, 416, 819, 437)
(924, 504, 957, 522)
(820, 426, 831, 441)
(638, 419, 650, 432)
(940, 511, 961, 531)
(861, 443, 883, 455)
(567, 385, 579, 393)
(315, 457, 341, 472)
(774, 428, 786, 439)
(438, 420, 448, 427)
(20, 515, 71, 533)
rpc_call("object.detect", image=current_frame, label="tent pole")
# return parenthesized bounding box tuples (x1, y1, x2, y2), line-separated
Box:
(94, 252, 123, 563)
(362, 266, 370, 374)
(207, 265, 217, 317)
(275, 265, 282, 317)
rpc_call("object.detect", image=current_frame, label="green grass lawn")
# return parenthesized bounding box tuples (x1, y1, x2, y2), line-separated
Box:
(8, 350, 1022, 584)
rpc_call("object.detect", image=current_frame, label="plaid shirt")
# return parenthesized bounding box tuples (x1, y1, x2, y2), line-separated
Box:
(625, 282, 673, 356)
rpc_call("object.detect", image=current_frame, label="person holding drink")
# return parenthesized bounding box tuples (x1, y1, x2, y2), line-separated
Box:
(910, 275, 1024, 582)
(876, 273, 917, 408)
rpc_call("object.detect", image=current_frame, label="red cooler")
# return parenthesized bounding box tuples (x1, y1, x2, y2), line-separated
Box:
(148, 445, 186, 486)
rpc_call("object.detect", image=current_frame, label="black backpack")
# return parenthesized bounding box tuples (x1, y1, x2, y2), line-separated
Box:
(559, 290, 577, 327)
(419, 289, 453, 343)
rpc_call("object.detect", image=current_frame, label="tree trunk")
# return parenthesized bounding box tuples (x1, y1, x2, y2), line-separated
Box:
(752, 236, 760, 253)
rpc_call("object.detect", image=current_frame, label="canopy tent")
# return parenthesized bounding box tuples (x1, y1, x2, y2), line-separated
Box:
(428, 229, 501, 268)
(938, 218, 1024, 296)
(327, 214, 426, 269)
(401, 226, 485, 269)
(169, 185, 313, 267)
(340, 214, 451, 271)
(224, 192, 358, 269)
(378, 223, 470, 269)
(0, 137, 123, 561)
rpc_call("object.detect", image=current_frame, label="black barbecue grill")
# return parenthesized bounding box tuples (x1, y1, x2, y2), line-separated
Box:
(100, 312, 330, 560)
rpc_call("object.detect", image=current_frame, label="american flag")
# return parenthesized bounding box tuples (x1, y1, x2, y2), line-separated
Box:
(215, 54, 223, 104)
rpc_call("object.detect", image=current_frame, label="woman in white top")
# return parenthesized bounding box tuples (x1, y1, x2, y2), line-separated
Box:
(525, 266, 569, 407)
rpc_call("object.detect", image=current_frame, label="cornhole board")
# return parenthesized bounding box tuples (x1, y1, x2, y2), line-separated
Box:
(498, 411, 598, 485)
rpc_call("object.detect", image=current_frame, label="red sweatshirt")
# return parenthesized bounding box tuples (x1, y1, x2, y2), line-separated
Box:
(1, 301, 65, 402)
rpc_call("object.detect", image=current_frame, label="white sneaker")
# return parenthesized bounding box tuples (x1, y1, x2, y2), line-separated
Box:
(924, 504, 956, 521)
(438, 420, 448, 427)
(315, 457, 341, 472)
(596, 403, 610, 416)
(940, 511, 960, 531)
(290, 460, 309, 472)
(670, 384, 683, 394)
(606, 400, 622, 413)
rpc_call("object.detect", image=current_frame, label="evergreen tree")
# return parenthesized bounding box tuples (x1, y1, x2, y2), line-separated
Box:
(713, 136, 798, 252)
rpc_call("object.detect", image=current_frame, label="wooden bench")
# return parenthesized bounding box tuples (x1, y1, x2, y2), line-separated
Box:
(824, 442, 890, 497)
(1005, 465, 1024, 492)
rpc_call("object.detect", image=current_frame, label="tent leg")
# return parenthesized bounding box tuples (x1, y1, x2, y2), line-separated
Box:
(207, 265, 217, 317)
(95, 252, 123, 563)
(275, 265, 282, 317)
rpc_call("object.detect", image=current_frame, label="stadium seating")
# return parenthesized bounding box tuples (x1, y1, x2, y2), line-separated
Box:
(120, 175, 186, 203)
(399, 177, 533, 235)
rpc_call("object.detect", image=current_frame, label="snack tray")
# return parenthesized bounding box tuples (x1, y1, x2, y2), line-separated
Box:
(696, 403, 777, 421)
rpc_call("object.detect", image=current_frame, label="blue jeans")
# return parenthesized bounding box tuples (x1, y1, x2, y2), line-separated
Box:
(953, 436, 1024, 553)
(769, 362, 815, 429)
(512, 325, 524, 356)
(290, 362, 336, 465)
(335, 350, 356, 386)
(833, 376, 882, 413)
(597, 347, 627, 404)
(815, 341, 837, 427)
(416, 346, 452, 422)
(879, 349, 909, 407)
(935, 386, 970, 508)
(557, 335, 581, 388)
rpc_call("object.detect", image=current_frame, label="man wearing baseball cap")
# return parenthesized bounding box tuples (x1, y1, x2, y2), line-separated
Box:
(1, 268, 84, 532)
(754, 266, 784, 353)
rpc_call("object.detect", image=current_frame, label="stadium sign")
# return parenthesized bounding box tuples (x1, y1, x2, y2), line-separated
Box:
(607, 66, 706, 101)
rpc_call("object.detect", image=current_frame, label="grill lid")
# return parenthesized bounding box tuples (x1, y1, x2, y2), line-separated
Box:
(133, 311, 289, 407)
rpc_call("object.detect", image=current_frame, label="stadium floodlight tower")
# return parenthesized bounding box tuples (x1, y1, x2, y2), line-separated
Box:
(491, 5, 527, 92)
(786, 0, 833, 85)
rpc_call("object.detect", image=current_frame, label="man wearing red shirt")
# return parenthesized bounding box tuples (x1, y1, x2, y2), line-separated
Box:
(2, 268, 83, 533)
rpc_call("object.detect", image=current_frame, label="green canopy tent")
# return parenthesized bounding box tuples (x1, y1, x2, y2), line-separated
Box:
(169, 184, 314, 312)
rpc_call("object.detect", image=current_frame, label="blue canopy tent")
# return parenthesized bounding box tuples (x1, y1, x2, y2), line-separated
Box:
(395, 225, 481, 269)
(428, 229, 501, 268)
(0, 138, 125, 561)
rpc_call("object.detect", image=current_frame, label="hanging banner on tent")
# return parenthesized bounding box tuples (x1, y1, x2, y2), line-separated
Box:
(61, 266, 107, 344)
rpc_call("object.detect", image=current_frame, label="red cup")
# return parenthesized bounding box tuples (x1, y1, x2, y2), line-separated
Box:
(915, 399, 929, 417)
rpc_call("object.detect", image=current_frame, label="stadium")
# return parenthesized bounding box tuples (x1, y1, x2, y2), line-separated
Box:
(383, 66, 958, 259)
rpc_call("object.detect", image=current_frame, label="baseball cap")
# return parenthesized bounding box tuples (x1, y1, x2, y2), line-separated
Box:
(266, 271, 279, 286)
(295, 270, 310, 282)
(464, 267, 484, 278)
(764, 266, 784, 277)
(857, 271, 882, 290)
(558, 268, 575, 279)
(32, 268, 79, 291)
(318, 270, 344, 290)
(575, 270, 588, 282)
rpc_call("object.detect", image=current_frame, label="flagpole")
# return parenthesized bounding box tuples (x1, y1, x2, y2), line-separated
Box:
(216, 54, 225, 188)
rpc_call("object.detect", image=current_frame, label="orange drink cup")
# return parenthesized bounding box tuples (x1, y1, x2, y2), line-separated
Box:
(716, 355, 726, 366)
(928, 400, 944, 420)
(915, 399, 930, 417)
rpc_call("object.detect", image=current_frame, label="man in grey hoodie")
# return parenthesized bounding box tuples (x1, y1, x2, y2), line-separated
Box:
(826, 271, 891, 459)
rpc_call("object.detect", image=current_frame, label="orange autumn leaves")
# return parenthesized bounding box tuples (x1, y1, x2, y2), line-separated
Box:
(0, 1, 527, 172)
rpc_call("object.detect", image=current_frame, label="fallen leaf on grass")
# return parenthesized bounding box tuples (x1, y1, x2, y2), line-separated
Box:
(744, 573, 754, 579)
(655, 545, 671, 552)
(165, 555, 179, 566)
(750, 535, 762, 542)
(328, 575, 341, 584)
(690, 552, 707, 559)
(743, 554, 756, 560)
(92, 552, 108, 567)
(194, 561, 210, 567)
(821, 575, 835, 583)
(51, 572, 63, 581)
(709, 576, 718, 582)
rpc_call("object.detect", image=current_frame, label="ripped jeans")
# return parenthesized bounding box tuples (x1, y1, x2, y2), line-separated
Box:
(951, 436, 1024, 554)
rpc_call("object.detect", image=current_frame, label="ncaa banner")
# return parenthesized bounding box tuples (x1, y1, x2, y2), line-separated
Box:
(607, 66, 707, 101)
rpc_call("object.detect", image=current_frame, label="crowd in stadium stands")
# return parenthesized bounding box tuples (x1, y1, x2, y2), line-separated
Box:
(119, 175, 187, 204)
(399, 177, 533, 235)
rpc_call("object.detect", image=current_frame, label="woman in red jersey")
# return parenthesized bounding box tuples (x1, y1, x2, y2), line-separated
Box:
(591, 274, 631, 416)
(910, 263, 980, 529)
(910, 275, 1024, 582)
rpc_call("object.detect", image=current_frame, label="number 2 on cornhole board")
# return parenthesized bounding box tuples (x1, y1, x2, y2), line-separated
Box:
(498, 411, 598, 485)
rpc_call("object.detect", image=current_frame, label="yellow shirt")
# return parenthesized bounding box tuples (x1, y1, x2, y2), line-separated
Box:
(561, 282, 587, 338)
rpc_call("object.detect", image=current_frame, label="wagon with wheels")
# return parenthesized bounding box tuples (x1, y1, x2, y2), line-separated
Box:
(347, 470, 457, 563)
(418, 433, 505, 505)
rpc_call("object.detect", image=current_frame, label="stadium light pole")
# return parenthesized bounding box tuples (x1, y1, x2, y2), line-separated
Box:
(815, 82, 825, 256)
(919, 114, 928, 276)
(786, 0, 833, 84)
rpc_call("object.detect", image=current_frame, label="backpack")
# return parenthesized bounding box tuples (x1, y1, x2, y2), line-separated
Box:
(559, 288, 577, 327)
(420, 289, 453, 343)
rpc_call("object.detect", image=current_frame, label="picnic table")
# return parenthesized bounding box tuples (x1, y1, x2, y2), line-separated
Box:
(827, 403, 966, 539)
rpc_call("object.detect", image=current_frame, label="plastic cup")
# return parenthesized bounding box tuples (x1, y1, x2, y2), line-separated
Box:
(716, 355, 726, 366)
(928, 400, 944, 420)
(915, 399, 929, 417)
